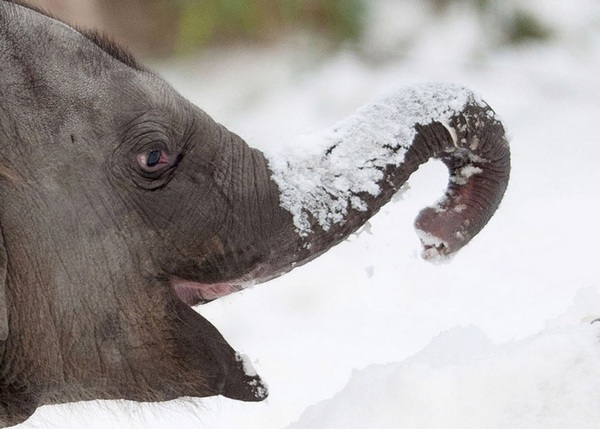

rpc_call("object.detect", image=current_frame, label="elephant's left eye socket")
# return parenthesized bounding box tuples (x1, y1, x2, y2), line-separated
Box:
(137, 149, 174, 175)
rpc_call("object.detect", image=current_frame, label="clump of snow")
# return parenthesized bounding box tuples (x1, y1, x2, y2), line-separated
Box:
(414, 228, 451, 263)
(248, 379, 269, 400)
(287, 323, 600, 429)
(266, 83, 476, 236)
(235, 352, 269, 399)
(235, 352, 259, 377)
(451, 164, 483, 185)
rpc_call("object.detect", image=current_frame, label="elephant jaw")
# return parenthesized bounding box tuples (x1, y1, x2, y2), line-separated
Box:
(167, 277, 269, 402)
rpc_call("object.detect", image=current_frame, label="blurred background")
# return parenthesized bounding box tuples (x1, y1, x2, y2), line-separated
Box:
(26, 0, 589, 59)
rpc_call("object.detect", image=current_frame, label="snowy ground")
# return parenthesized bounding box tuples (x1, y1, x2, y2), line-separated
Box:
(18, 1, 600, 428)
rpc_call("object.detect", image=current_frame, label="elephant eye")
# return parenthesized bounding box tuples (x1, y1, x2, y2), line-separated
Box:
(136, 148, 174, 175)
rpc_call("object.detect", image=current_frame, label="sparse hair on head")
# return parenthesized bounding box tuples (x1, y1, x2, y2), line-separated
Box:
(2, 0, 143, 71)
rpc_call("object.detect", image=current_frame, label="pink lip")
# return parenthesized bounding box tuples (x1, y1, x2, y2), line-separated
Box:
(171, 280, 242, 307)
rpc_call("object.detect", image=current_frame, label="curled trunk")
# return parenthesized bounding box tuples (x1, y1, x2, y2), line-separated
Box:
(208, 83, 510, 294)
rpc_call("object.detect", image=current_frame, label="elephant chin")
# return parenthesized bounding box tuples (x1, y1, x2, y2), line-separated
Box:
(168, 294, 269, 402)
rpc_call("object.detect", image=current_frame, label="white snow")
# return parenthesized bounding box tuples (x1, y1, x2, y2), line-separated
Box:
(287, 324, 600, 429)
(266, 83, 475, 236)
(235, 352, 259, 378)
(16, 0, 600, 428)
(451, 165, 483, 185)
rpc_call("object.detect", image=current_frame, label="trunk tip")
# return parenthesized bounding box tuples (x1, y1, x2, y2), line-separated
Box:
(414, 206, 465, 263)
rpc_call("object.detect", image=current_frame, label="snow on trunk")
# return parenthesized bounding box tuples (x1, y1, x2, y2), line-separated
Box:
(265, 83, 476, 236)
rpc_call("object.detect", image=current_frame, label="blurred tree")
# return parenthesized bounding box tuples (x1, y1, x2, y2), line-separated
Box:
(177, 0, 366, 53)
(428, 0, 552, 45)
(29, 0, 366, 57)
(178, 0, 280, 49)
(96, 0, 180, 57)
(504, 9, 552, 44)
(28, 0, 556, 58)
(281, 0, 365, 41)
(28, 0, 180, 57)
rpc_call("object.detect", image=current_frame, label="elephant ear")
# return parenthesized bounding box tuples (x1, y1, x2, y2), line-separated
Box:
(0, 231, 8, 341)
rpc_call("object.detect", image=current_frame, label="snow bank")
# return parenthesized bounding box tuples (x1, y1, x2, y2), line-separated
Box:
(287, 323, 600, 429)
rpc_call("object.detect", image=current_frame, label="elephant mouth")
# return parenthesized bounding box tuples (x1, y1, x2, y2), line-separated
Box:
(169, 260, 277, 307)
(167, 278, 270, 403)
(171, 279, 244, 306)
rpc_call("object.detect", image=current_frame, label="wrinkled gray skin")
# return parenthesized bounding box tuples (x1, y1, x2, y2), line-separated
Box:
(0, 0, 510, 426)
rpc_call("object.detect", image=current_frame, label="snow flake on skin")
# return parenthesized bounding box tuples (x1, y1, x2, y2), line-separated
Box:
(235, 352, 269, 398)
(235, 352, 259, 377)
(415, 229, 451, 263)
(451, 164, 484, 185)
(265, 82, 479, 237)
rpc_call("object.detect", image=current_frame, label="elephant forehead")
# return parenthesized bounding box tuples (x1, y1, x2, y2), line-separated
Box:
(3, 6, 176, 119)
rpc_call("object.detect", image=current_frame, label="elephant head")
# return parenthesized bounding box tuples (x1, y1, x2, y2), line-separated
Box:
(0, 0, 510, 426)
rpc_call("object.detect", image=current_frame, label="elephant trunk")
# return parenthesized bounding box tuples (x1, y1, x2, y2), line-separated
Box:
(213, 83, 510, 293)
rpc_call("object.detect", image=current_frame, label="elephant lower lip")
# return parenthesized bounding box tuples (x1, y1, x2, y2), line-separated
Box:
(171, 280, 242, 306)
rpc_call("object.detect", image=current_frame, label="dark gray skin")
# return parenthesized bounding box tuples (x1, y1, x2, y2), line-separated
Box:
(0, 1, 510, 426)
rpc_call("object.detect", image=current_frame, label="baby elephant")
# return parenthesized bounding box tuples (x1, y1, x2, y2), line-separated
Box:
(0, 0, 509, 426)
